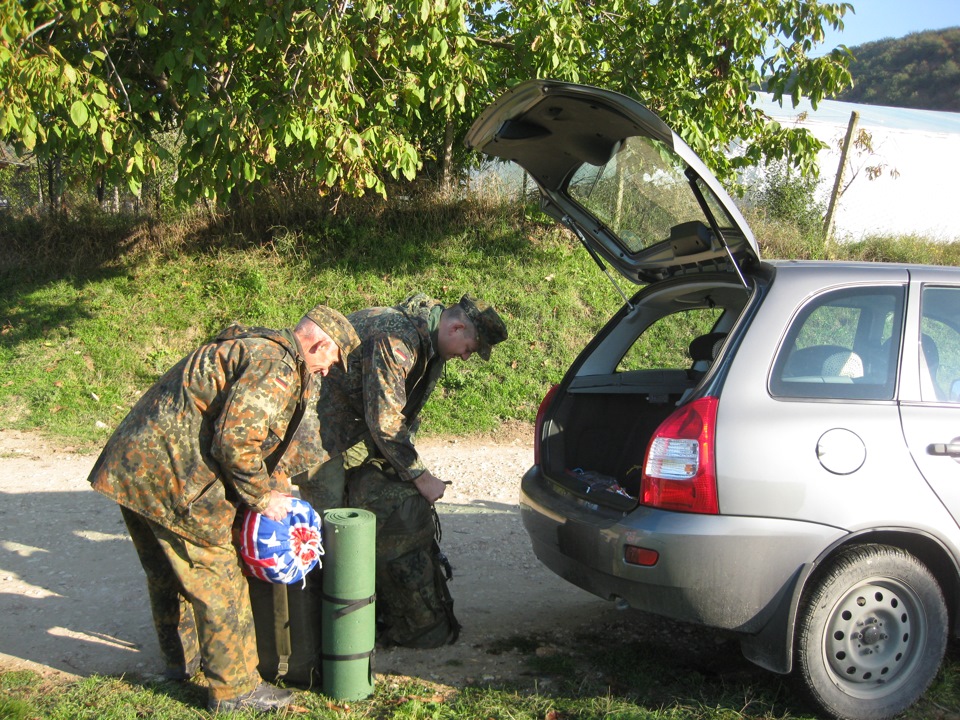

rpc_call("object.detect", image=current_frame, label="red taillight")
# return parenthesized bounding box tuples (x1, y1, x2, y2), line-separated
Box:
(534, 384, 560, 466)
(640, 396, 719, 514)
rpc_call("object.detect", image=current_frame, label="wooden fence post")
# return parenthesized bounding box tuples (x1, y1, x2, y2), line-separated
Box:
(823, 110, 860, 244)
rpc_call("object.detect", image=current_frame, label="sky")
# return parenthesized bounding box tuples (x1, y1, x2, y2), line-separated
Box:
(818, 0, 960, 50)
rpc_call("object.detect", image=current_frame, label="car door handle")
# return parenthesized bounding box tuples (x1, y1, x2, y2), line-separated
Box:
(927, 443, 960, 457)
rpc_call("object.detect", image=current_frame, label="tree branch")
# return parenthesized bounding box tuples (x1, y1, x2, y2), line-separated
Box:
(472, 36, 515, 51)
(19, 13, 63, 53)
(102, 46, 133, 114)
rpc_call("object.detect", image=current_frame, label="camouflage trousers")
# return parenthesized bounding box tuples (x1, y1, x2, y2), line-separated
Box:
(120, 506, 260, 701)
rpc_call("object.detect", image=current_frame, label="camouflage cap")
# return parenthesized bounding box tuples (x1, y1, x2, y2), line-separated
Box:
(305, 304, 360, 371)
(457, 294, 508, 361)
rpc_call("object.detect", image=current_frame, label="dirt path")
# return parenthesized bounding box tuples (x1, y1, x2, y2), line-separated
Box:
(0, 425, 624, 689)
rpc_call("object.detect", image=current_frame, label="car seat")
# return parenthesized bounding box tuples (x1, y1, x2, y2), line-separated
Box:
(821, 351, 864, 379)
(678, 332, 727, 405)
(920, 333, 944, 400)
(687, 332, 726, 380)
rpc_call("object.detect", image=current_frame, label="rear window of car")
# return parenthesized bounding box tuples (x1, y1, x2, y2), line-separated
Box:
(770, 285, 905, 400)
(566, 135, 730, 255)
(920, 285, 960, 402)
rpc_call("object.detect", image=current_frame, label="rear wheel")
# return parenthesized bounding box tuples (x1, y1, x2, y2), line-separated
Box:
(797, 544, 947, 720)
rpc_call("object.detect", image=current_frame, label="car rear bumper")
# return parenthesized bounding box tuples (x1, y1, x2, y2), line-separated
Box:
(520, 465, 846, 633)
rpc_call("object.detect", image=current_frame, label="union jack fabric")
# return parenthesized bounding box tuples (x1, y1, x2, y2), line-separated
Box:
(239, 497, 324, 585)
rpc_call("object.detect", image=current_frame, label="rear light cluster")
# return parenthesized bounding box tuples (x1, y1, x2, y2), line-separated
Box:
(533, 384, 559, 466)
(640, 396, 720, 514)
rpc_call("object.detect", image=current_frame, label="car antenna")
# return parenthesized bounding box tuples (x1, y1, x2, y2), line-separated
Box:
(563, 215, 635, 311)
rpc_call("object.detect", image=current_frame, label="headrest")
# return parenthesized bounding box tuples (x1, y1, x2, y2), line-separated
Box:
(922, 334, 939, 369)
(822, 351, 864, 379)
(689, 332, 726, 363)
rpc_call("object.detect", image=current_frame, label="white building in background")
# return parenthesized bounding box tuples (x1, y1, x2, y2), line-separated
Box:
(755, 93, 960, 242)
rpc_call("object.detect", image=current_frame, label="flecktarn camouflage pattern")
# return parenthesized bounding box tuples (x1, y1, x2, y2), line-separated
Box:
(88, 323, 315, 701)
(89, 325, 310, 546)
(276, 293, 504, 647)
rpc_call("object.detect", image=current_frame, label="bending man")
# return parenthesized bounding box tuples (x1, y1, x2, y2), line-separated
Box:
(88, 305, 359, 713)
(283, 293, 507, 647)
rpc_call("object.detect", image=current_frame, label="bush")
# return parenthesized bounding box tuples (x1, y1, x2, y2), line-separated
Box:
(746, 160, 826, 242)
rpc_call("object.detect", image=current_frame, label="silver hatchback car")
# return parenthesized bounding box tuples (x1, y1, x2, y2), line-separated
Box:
(466, 80, 960, 720)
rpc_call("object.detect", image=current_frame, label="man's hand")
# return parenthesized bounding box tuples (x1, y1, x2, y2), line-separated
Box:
(413, 470, 448, 504)
(261, 490, 293, 521)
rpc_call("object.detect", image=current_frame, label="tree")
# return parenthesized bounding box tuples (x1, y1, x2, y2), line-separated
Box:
(467, 0, 854, 181)
(0, 0, 486, 204)
(0, 0, 853, 206)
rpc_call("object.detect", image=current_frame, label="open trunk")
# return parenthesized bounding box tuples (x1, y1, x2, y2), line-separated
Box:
(534, 275, 756, 511)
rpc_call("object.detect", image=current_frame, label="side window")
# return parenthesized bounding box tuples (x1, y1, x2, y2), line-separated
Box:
(920, 286, 960, 402)
(617, 307, 723, 372)
(771, 286, 905, 400)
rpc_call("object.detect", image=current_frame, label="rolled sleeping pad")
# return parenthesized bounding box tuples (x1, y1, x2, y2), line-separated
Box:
(321, 508, 376, 700)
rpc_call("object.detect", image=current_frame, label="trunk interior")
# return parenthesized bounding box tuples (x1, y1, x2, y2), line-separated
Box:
(539, 372, 692, 511)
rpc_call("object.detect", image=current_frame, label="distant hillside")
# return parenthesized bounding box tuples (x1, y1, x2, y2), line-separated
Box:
(832, 27, 960, 112)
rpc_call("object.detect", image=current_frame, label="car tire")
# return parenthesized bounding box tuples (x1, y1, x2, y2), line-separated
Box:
(796, 543, 947, 720)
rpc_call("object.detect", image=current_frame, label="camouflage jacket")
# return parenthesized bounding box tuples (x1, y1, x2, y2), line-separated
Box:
(87, 325, 311, 546)
(282, 294, 444, 483)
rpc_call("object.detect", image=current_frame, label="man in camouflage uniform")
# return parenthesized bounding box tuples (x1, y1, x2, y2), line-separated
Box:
(87, 305, 359, 713)
(281, 293, 508, 648)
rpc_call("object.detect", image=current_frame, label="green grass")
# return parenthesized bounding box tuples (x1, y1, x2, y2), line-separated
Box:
(2, 194, 960, 448)
(0, 194, 626, 447)
(2, 631, 958, 719)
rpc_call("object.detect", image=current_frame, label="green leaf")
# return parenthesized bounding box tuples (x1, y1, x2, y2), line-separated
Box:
(21, 125, 37, 151)
(343, 136, 362, 160)
(324, 165, 338, 186)
(100, 130, 114, 154)
(70, 101, 89, 128)
(339, 48, 354, 73)
(255, 18, 274, 47)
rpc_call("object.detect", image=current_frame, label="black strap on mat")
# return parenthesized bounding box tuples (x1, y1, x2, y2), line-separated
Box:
(321, 592, 376, 620)
(272, 583, 292, 679)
